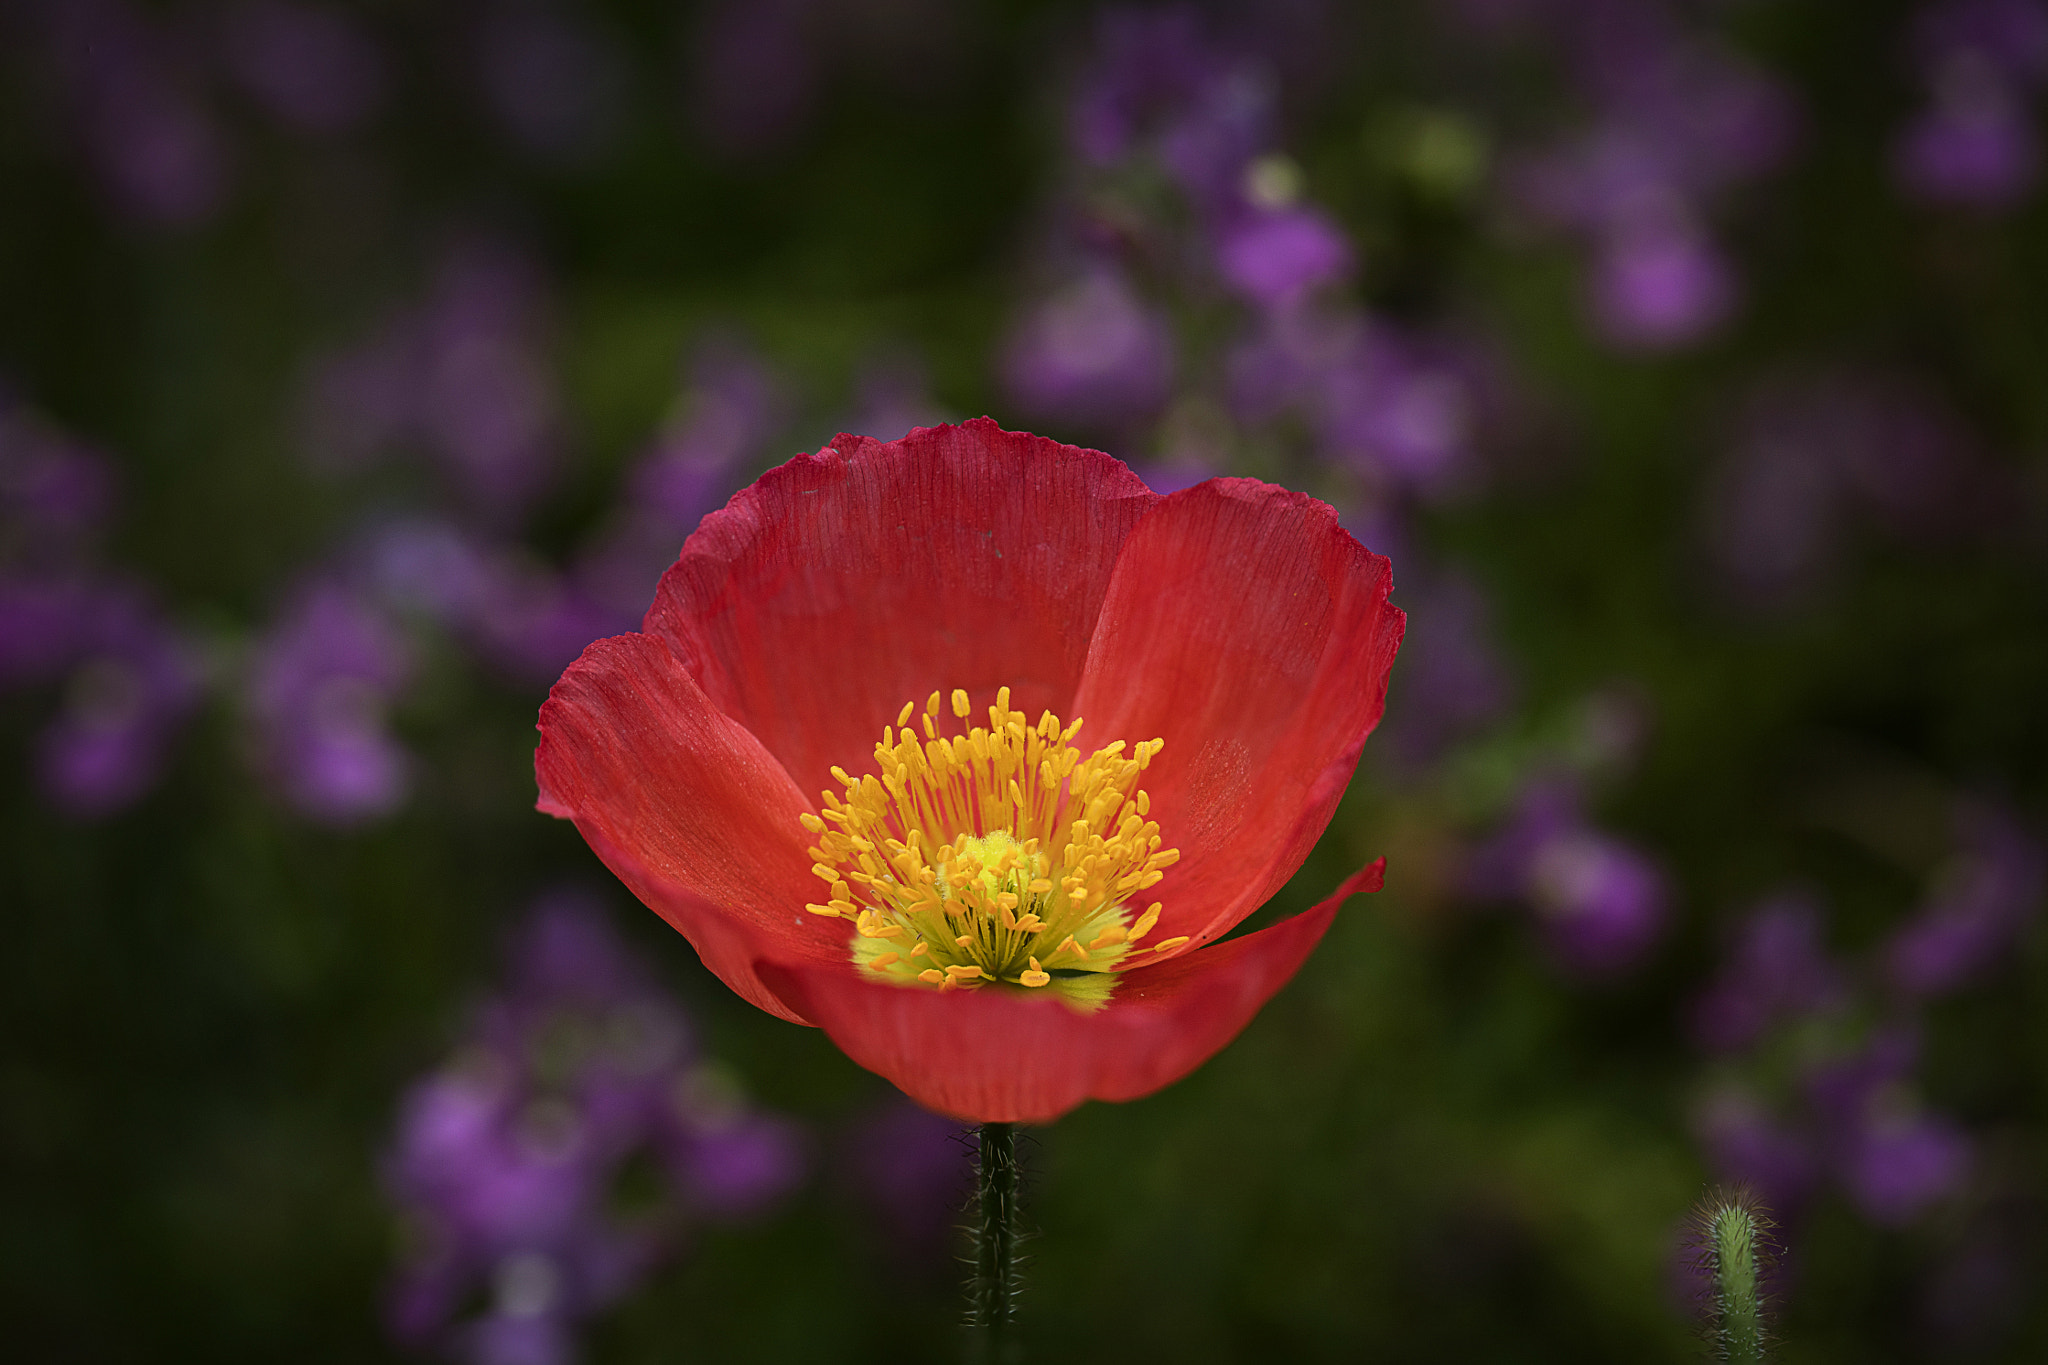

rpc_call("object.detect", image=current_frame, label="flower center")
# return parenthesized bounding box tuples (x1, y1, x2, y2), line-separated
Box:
(800, 687, 1185, 1009)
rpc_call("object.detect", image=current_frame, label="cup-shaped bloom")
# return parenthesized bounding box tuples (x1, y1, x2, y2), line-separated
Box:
(535, 420, 1403, 1122)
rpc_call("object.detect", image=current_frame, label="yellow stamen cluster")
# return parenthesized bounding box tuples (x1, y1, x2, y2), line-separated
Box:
(801, 687, 1186, 1009)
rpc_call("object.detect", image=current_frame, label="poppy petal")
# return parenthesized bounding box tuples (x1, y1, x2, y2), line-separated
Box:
(535, 632, 842, 1024)
(758, 859, 1385, 1123)
(642, 419, 1158, 802)
(1071, 479, 1403, 948)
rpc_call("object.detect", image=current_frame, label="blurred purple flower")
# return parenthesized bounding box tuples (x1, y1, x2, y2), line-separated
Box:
(842, 355, 946, 442)
(386, 891, 804, 1364)
(36, 584, 201, 818)
(1467, 776, 1668, 976)
(1002, 264, 1174, 429)
(1895, 0, 2048, 206)
(1230, 311, 1477, 497)
(300, 315, 420, 474)
(354, 518, 625, 686)
(1127, 454, 1220, 496)
(0, 404, 117, 568)
(0, 577, 98, 685)
(1844, 1111, 1972, 1226)
(1886, 802, 2044, 998)
(1497, 1, 1794, 349)
(1895, 77, 2039, 205)
(1703, 370, 1986, 607)
(576, 340, 779, 619)
(248, 579, 412, 824)
(1068, 7, 1238, 168)
(1914, 0, 2048, 80)
(687, 0, 825, 158)
(476, 2, 626, 165)
(1587, 213, 1735, 349)
(1798, 1024, 1971, 1223)
(34, 0, 232, 228)
(416, 244, 560, 521)
(1527, 829, 1668, 975)
(1215, 206, 1353, 310)
(1695, 1086, 1822, 1212)
(301, 241, 559, 523)
(1691, 892, 1848, 1053)
(842, 1098, 968, 1266)
(1372, 572, 1515, 771)
(218, 0, 386, 136)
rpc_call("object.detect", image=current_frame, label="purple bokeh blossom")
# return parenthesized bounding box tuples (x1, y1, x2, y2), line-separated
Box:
(1496, 0, 1795, 349)
(0, 402, 200, 815)
(1895, 0, 2048, 207)
(1586, 212, 1735, 349)
(842, 354, 947, 443)
(35, 585, 201, 817)
(1002, 264, 1175, 429)
(1466, 775, 1668, 976)
(1371, 571, 1515, 772)
(1885, 802, 2043, 999)
(302, 240, 559, 523)
(1215, 206, 1352, 310)
(841, 1098, 967, 1268)
(1068, 7, 1252, 176)
(30, 0, 233, 229)
(0, 404, 118, 570)
(1691, 892, 1848, 1053)
(248, 579, 413, 824)
(1229, 310, 1477, 498)
(575, 340, 779, 620)
(1695, 1086, 1822, 1212)
(1703, 370, 1986, 608)
(386, 891, 803, 1365)
(354, 518, 626, 686)
(218, 0, 386, 136)
(1690, 885, 1984, 1228)
(686, 0, 826, 159)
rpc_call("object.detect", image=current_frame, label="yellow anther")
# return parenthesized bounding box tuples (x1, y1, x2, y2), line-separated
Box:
(1130, 903, 1162, 941)
(805, 903, 842, 917)
(1150, 936, 1190, 953)
(803, 685, 1181, 1008)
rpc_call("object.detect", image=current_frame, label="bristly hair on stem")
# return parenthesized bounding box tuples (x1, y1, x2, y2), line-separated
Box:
(964, 1121, 1026, 1364)
(1684, 1185, 1779, 1364)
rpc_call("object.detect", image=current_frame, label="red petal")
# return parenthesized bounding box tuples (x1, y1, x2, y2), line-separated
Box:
(642, 419, 1157, 802)
(1071, 479, 1403, 948)
(535, 633, 844, 1024)
(758, 859, 1386, 1123)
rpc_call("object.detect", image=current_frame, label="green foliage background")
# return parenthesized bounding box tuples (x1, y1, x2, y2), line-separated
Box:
(3, 2, 2045, 1361)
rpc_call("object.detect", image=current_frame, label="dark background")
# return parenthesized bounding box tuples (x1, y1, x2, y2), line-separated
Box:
(2, 1, 2045, 1361)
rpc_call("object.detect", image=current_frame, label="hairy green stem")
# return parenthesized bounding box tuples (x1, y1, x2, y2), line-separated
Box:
(966, 1121, 1021, 1363)
(1710, 1201, 1765, 1364)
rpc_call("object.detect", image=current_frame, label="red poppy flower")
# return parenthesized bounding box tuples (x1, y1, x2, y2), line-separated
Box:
(534, 419, 1403, 1123)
